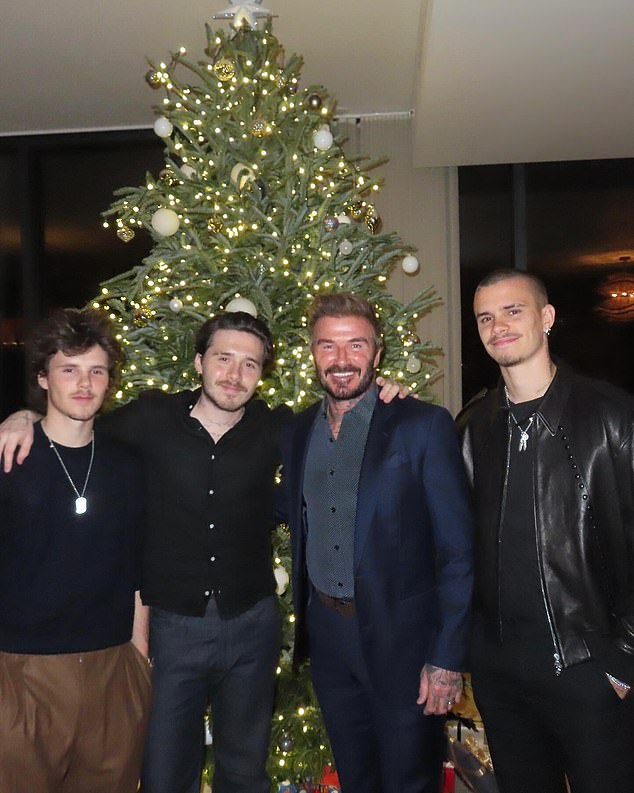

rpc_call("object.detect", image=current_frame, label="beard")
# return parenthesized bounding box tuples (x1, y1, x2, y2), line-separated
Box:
(317, 363, 375, 402)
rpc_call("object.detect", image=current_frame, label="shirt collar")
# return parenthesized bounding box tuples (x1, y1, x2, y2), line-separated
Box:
(319, 382, 378, 424)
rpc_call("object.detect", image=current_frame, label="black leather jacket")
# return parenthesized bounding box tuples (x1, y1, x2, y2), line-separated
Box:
(459, 362, 634, 682)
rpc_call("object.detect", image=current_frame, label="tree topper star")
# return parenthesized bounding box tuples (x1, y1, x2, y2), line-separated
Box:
(214, 0, 272, 29)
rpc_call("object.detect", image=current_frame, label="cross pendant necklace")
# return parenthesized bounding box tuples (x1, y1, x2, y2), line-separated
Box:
(511, 415, 534, 452)
(504, 387, 536, 453)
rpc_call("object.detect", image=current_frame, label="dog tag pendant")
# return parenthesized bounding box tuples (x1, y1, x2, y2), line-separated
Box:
(75, 497, 87, 514)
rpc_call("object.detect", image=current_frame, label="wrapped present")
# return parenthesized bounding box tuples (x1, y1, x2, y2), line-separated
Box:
(448, 736, 499, 793)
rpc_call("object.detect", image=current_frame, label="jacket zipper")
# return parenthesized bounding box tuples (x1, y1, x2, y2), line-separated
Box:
(497, 415, 512, 642)
(531, 414, 564, 674)
(500, 412, 564, 674)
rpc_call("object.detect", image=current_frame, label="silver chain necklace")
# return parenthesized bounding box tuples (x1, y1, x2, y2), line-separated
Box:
(504, 387, 535, 453)
(44, 429, 95, 514)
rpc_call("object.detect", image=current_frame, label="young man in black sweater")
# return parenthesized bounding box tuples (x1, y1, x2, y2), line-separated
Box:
(0, 308, 150, 793)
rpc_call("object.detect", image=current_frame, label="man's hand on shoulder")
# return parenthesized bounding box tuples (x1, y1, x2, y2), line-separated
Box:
(0, 410, 38, 473)
(417, 663, 463, 715)
(376, 376, 419, 404)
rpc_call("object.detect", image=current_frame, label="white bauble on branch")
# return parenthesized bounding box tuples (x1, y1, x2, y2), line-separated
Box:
(401, 254, 420, 275)
(225, 297, 257, 317)
(339, 239, 353, 256)
(274, 565, 289, 595)
(230, 162, 256, 191)
(153, 117, 173, 138)
(406, 355, 422, 374)
(313, 125, 333, 151)
(151, 208, 180, 236)
(336, 213, 352, 225)
(169, 297, 183, 313)
(180, 164, 196, 179)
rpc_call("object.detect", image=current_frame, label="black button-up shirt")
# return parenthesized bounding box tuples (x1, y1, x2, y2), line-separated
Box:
(100, 389, 290, 618)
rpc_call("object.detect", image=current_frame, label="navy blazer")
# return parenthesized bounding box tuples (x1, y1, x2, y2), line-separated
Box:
(279, 396, 474, 704)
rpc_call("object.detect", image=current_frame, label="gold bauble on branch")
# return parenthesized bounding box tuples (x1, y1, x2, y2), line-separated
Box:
(364, 206, 382, 234)
(347, 201, 365, 221)
(145, 70, 162, 89)
(207, 216, 224, 233)
(133, 307, 153, 327)
(158, 168, 177, 186)
(116, 225, 135, 243)
(214, 57, 236, 81)
(250, 118, 272, 138)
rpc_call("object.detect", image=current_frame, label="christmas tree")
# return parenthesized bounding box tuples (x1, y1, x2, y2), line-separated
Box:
(92, 2, 440, 786)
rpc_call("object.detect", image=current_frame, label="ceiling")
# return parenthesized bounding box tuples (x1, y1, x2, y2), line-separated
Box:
(1, 0, 633, 166)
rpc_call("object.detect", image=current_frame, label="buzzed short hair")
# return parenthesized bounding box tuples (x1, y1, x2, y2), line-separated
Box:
(475, 269, 549, 308)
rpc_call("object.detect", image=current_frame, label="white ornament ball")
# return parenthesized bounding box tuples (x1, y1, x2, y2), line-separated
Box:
(406, 355, 422, 374)
(336, 213, 352, 225)
(339, 239, 353, 256)
(169, 297, 183, 313)
(153, 117, 173, 138)
(180, 164, 196, 179)
(313, 125, 334, 151)
(401, 254, 420, 275)
(230, 162, 256, 191)
(274, 565, 290, 596)
(225, 297, 257, 317)
(151, 208, 180, 237)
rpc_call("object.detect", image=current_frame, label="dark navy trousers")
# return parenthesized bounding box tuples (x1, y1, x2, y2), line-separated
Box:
(141, 595, 280, 793)
(307, 591, 445, 793)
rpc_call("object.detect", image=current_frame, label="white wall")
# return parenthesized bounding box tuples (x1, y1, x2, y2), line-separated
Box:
(339, 116, 463, 414)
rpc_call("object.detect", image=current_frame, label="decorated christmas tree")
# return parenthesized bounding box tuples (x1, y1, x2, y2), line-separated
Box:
(92, 2, 440, 787)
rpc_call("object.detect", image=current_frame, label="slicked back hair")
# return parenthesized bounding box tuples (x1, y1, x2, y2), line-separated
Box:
(308, 292, 384, 353)
(194, 311, 275, 373)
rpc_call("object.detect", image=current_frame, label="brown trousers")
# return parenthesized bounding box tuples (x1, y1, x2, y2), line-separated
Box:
(0, 642, 151, 793)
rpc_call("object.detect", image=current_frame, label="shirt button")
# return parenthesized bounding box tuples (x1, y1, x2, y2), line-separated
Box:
(204, 590, 210, 596)
(209, 523, 215, 529)
(211, 454, 215, 460)
(209, 489, 214, 495)
(334, 545, 340, 551)
(210, 556, 216, 562)
(329, 470, 335, 476)
(330, 506, 336, 513)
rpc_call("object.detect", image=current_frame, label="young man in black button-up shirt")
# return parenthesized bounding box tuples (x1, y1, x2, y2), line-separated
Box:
(0, 312, 288, 793)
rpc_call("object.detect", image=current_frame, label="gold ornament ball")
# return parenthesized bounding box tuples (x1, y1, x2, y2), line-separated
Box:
(250, 118, 270, 138)
(133, 307, 153, 327)
(158, 168, 176, 186)
(145, 70, 162, 89)
(365, 206, 382, 234)
(207, 216, 224, 233)
(323, 215, 339, 233)
(347, 202, 365, 221)
(214, 58, 236, 82)
(116, 225, 135, 243)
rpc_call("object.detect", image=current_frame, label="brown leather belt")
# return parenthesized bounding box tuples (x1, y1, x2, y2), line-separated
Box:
(316, 589, 356, 618)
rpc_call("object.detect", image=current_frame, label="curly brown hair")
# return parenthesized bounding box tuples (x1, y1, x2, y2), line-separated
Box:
(28, 308, 122, 411)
